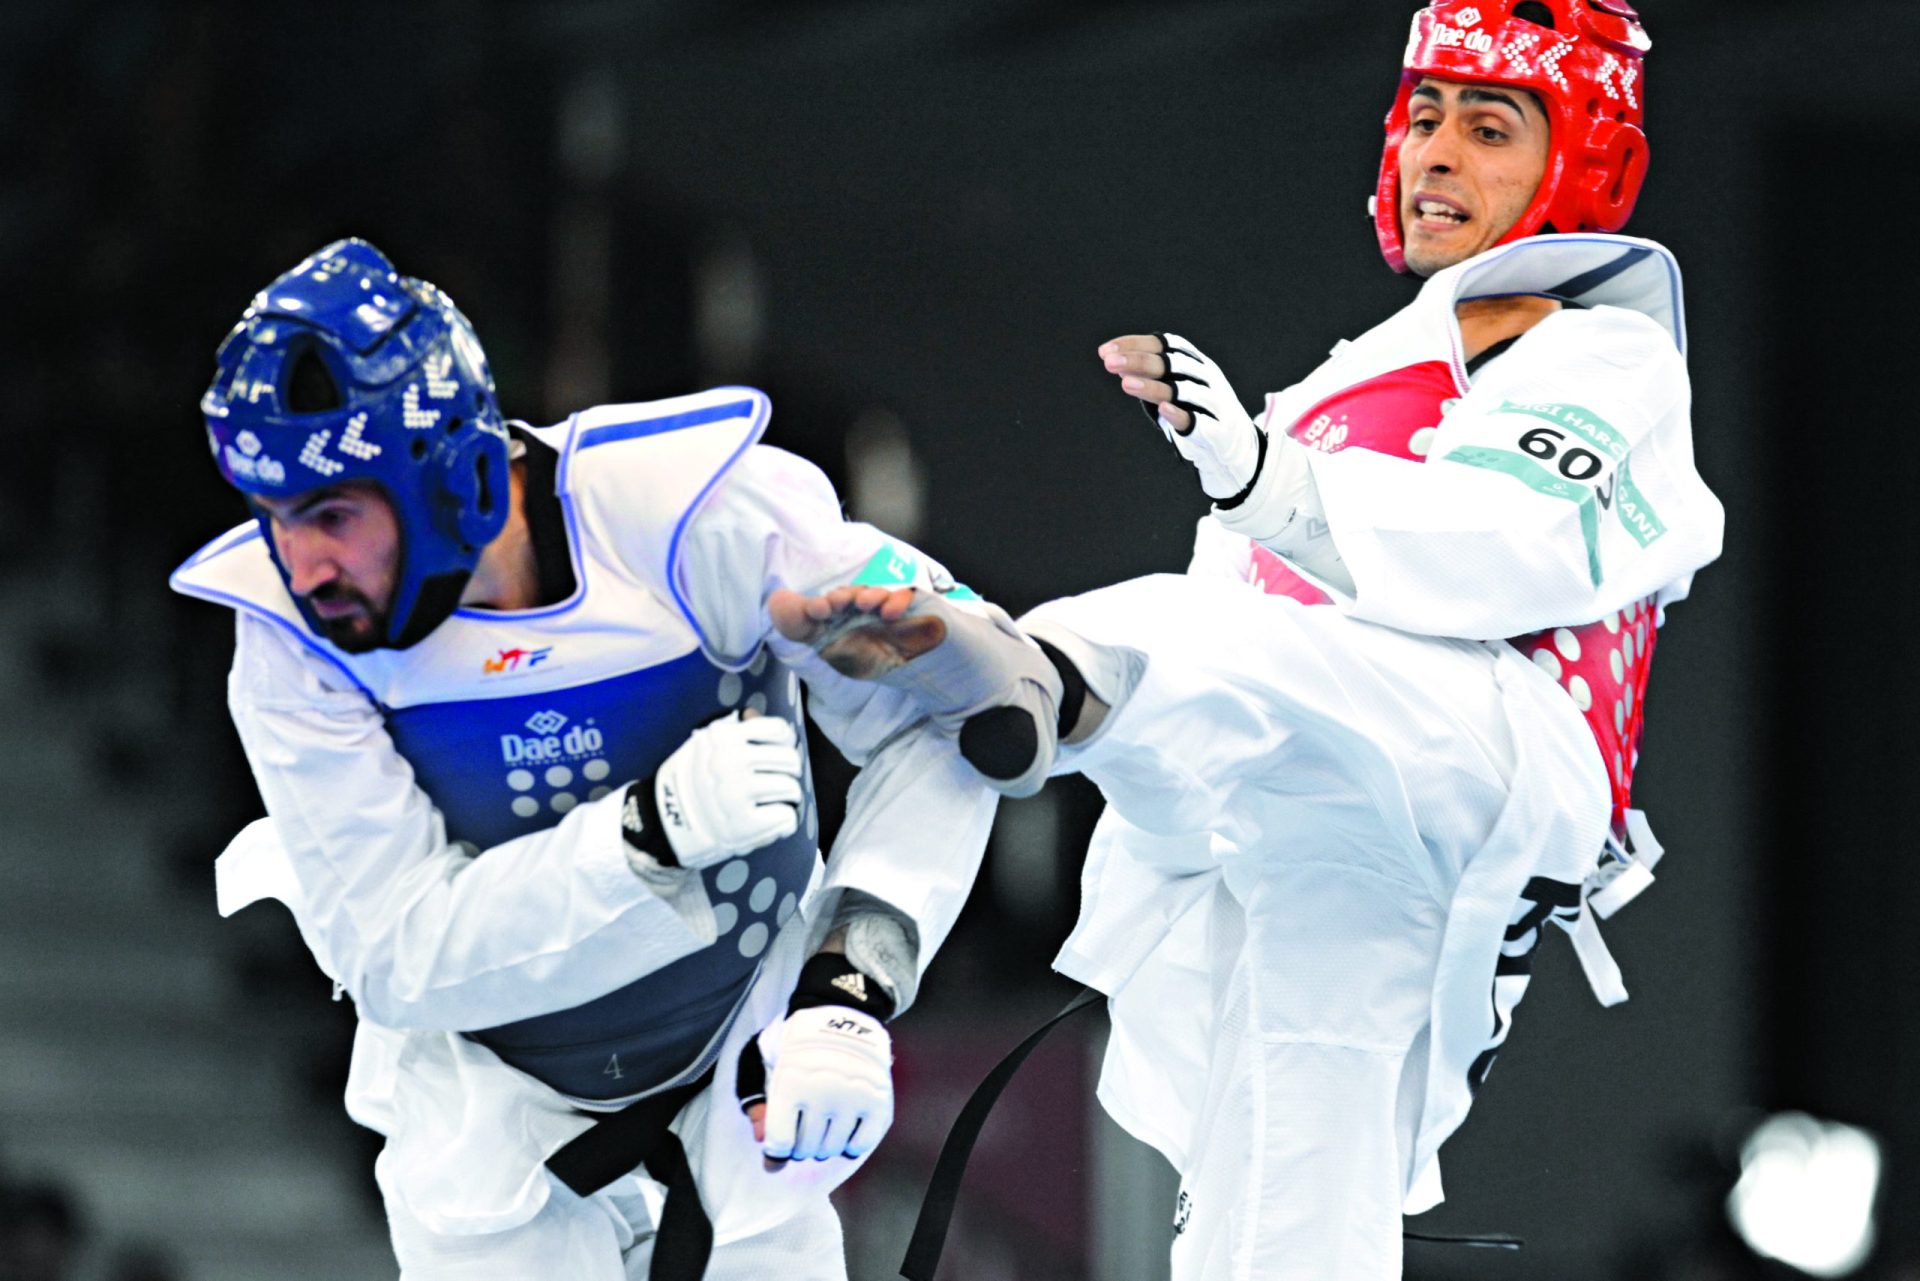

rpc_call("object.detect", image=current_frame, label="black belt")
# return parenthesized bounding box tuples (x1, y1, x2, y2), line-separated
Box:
(546, 1066, 716, 1281)
(899, 988, 1522, 1280)
(901, 989, 1103, 1280)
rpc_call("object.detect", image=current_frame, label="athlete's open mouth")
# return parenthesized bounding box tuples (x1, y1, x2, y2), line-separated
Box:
(1413, 197, 1470, 224)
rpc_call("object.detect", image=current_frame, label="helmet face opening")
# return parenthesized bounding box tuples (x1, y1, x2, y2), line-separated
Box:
(1373, 0, 1651, 274)
(202, 239, 511, 649)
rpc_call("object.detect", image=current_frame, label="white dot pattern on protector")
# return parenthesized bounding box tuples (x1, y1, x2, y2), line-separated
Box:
(712, 902, 739, 937)
(736, 922, 769, 959)
(749, 877, 777, 913)
(1567, 675, 1592, 711)
(1510, 594, 1660, 819)
(715, 860, 749, 894)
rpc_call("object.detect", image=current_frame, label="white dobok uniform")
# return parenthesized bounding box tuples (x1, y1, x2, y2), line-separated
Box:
(1031, 236, 1723, 1280)
(171, 389, 996, 1280)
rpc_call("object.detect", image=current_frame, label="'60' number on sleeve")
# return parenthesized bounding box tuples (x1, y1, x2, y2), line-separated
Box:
(1518, 426, 1604, 481)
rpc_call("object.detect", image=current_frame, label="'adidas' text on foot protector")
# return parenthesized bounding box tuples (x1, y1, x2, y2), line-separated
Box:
(875, 593, 1063, 798)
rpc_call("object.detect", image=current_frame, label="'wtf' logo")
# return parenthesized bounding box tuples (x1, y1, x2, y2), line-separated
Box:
(485, 646, 552, 674)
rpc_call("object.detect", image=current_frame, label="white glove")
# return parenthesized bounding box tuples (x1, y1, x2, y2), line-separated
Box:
(756, 1006, 894, 1162)
(653, 712, 802, 869)
(1155, 332, 1264, 501)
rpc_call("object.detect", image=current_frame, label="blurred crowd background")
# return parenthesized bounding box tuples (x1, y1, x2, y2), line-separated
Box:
(1, 2, 1915, 1278)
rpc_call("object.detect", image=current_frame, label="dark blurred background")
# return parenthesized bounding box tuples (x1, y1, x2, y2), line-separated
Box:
(0, 2, 1914, 1278)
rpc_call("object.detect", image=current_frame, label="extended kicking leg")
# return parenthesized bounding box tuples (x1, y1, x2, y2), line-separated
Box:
(768, 587, 1115, 796)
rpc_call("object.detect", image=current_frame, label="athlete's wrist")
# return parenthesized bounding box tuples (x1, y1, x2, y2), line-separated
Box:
(788, 950, 896, 1023)
(1210, 427, 1270, 511)
(1213, 431, 1311, 542)
(620, 775, 681, 870)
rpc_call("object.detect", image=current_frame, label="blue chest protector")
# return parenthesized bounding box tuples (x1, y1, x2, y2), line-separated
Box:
(384, 650, 817, 1100)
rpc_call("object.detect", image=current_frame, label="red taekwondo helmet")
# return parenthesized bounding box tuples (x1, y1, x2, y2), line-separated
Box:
(1373, 0, 1652, 273)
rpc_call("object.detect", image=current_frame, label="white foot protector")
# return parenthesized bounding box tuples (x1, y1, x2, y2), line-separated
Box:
(820, 591, 1064, 798)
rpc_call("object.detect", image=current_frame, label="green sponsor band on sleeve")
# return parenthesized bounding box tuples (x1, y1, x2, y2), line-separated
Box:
(1613, 456, 1668, 547)
(1492, 400, 1630, 463)
(1443, 445, 1589, 503)
(1440, 445, 1603, 587)
(1579, 496, 1602, 588)
(941, 583, 982, 601)
(852, 543, 921, 588)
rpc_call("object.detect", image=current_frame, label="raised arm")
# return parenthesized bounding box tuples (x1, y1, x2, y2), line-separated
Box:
(1101, 311, 1724, 638)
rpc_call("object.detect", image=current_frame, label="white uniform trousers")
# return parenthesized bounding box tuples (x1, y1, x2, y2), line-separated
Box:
(386, 1170, 846, 1280)
(1031, 575, 1610, 1281)
(360, 875, 865, 1280)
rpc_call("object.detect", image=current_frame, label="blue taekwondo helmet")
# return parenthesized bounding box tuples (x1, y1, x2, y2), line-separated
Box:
(201, 239, 511, 649)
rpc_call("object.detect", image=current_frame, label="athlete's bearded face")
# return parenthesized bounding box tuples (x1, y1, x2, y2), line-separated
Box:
(1398, 77, 1551, 277)
(255, 481, 400, 653)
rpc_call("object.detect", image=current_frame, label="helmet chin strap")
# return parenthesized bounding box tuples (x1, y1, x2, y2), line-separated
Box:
(388, 570, 474, 650)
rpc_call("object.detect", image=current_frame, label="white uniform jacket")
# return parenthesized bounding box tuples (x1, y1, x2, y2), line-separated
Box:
(171, 387, 997, 1238)
(1058, 236, 1723, 1215)
(1209, 232, 1723, 637)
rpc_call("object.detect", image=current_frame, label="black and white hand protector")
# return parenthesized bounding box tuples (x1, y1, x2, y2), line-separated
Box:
(1153, 332, 1266, 502)
(633, 712, 803, 871)
(736, 954, 895, 1164)
(1149, 333, 1355, 593)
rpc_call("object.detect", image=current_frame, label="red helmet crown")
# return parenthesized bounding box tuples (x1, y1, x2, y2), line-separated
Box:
(1374, 0, 1651, 273)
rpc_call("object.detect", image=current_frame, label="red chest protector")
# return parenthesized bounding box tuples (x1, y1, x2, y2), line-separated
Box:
(1247, 360, 1653, 832)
